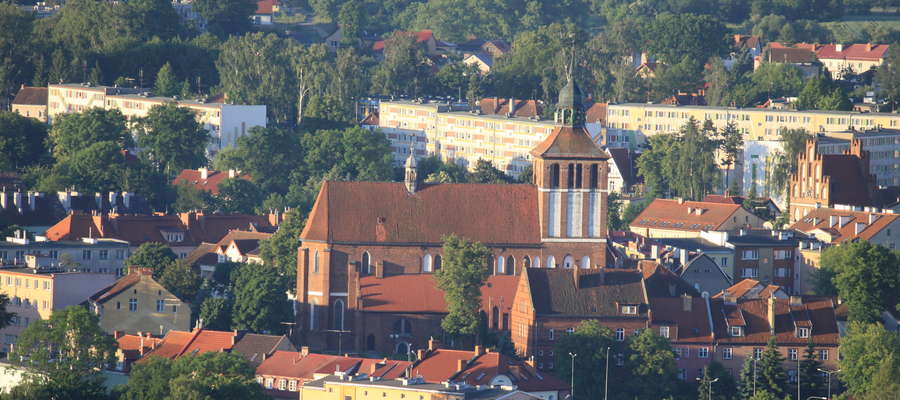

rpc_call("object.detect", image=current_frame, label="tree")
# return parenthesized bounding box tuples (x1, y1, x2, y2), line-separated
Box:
(199, 296, 232, 331)
(337, 1, 363, 45)
(624, 328, 679, 399)
(193, 0, 255, 38)
(217, 33, 300, 124)
(214, 126, 303, 194)
(798, 342, 825, 400)
(0, 294, 13, 330)
(607, 192, 625, 231)
(818, 241, 899, 323)
(124, 352, 266, 400)
(769, 128, 811, 199)
(126, 242, 177, 277)
(651, 55, 704, 102)
(876, 45, 900, 111)
(738, 355, 761, 400)
(258, 209, 306, 290)
(698, 362, 739, 400)
(643, 13, 729, 64)
(153, 62, 178, 97)
(0, 111, 49, 172)
(215, 178, 264, 214)
(230, 264, 291, 333)
(840, 322, 900, 398)
(553, 320, 614, 400)
(434, 234, 492, 337)
(310, 0, 338, 23)
(137, 103, 209, 177)
(372, 31, 432, 96)
(48, 108, 132, 160)
(173, 180, 216, 212)
(0, 3, 33, 100)
(470, 159, 511, 184)
(9, 306, 115, 399)
(158, 261, 202, 303)
(719, 122, 744, 193)
(757, 337, 789, 398)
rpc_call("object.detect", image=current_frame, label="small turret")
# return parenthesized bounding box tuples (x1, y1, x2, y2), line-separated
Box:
(404, 151, 417, 193)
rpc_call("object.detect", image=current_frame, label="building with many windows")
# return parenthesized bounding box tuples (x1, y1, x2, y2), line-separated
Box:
(88, 267, 191, 336)
(0, 234, 131, 276)
(47, 83, 266, 153)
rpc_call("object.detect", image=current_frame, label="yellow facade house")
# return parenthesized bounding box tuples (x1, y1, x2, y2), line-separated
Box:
(301, 374, 539, 400)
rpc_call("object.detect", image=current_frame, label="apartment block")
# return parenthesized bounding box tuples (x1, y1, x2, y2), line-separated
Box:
(0, 234, 131, 276)
(47, 83, 266, 152)
(377, 100, 559, 176)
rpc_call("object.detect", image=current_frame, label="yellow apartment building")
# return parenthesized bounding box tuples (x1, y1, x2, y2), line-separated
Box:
(377, 100, 559, 177)
(301, 375, 533, 400)
(47, 83, 266, 152)
(0, 262, 116, 352)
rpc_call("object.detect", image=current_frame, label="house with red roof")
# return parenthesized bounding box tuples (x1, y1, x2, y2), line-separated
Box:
(811, 43, 889, 79)
(296, 78, 614, 355)
(184, 229, 272, 278)
(252, 0, 277, 25)
(629, 198, 765, 238)
(113, 332, 163, 372)
(372, 30, 439, 56)
(172, 167, 251, 195)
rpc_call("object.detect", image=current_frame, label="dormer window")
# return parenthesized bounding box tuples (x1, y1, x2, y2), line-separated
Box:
(797, 327, 810, 338)
(730, 326, 743, 337)
(621, 305, 638, 315)
(659, 326, 670, 338)
(161, 230, 184, 243)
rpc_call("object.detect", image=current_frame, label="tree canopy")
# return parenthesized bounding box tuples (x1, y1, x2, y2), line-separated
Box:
(124, 351, 266, 400)
(816, 240, 900, 323)
(434, 234, 492, 337)
(137, 103, 210, 177)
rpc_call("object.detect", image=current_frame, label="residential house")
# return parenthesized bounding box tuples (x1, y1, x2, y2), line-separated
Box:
(44, 211, 279, 258)
(298, 82, 614, 354)
(629, 198, 765, 238)
(712, 279, 788, 301)
(138, 326, 238, 360)
(172, 168, 252, 195)
(184, 229, 272, 279)
(662, 93, 707, 106)
(463, 53, 494, 74)
(648, 295, 716, 382)
(11, 86, 48, 122)
(645, 236, 734, 289)
(0, 264, 116, 352)
(733, 35, 763, 58)
(584, 102, 607, 144)
(456, 39, 510, 59)
(478, 97, 542, 119)
(299, 374, 540, 400)
(113, 332, 162, 372)
(88, 267, 191, 336)
(718, 229, 799, 294)
(807, 43, 890, 79)
(606, 148, 633, 194)
(678, 254, 732, 296)
(231, 333, 297, 366)
(255, 349, 412, 398)
(411, 340, 569, 400)
(252, 0, 277, 25)
(756, 44, 821, 77)
(0, 234, 130, 276)
(373, 30, 439, 56)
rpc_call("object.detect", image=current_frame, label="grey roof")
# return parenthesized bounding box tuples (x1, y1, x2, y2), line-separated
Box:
(526, 268, 646, 317)
(557, 78, 583, 110)
(232, 333, 295, 365)
(727, 231, 798, 247)
(653, 238, 731, 253)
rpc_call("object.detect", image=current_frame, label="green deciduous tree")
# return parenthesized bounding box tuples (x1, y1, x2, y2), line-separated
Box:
(9, 306, 115, 399)
(434, 234, 492, 337)
(372, 31, 432, 97)
(158, 261, 202, 303)
(469, 159, 512, 184)
(643, 13, 729, 64)
(215, 178, 264, 214)
(698, 361, 739, 400)
(840, 322, 900, 399)
(818, 241, 900, 323)
(625, 328, 679, 399)
(126, 242, 177, 277)
(553, 320, 614, 400)
(124, 351, 266, 400)
(137, 103, 209, 177)
(0, 111, 49, 172)
(230, 264, 291, 333)
(48, 108, 132, 160)
(258, 209, 306, 289)
(876, 45, 900, 111)
(199, 296, 232, 331)
(218, 33, 300, 124)
(719, 122, 744, 193)
(214, 126, 303, 194)
(0, 3, 34, 100)
(769, 128, 811, 200)
(173, 180, 216, 212)
(153, 62, 178, 97)
(193, 0, 255, 38)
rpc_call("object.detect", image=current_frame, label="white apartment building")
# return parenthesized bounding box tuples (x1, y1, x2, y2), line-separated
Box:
(0, 234, 132, 277)
(377, 100, 560, 176)
(47, 84, 266, 152)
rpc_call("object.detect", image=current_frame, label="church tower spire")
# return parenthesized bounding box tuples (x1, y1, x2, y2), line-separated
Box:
(554, 75, 585, 127)
(404, 150, 417, 193)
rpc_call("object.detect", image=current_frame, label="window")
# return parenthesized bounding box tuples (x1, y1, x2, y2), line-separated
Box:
(278, 379, 286, 390)
(548, 329, 555, 340)
(774, 250, 790, 260)
(99, 250, 108, 260)
(156, 300, 165, 313)
(115, 249, 125, 259)
(116, 301, 121, 310)
(660, 326, 669, 338)
(776, 268, 788, 278)
(289, 380, 297, 391)
(129, 299, 138, 312)
(753, 348, 763, 360)
(313, 250, 319, 273)
(677, 369, 686, 380)
(699, 347, 709, 358)
(546, 255, 556, 269)
(82, 250, 92, 260)
(566, 327, 574, 335)
(361, 251, 371, 274)
(674, 348, 682, 360)
(615, 328, 625, 341)
(741, 249, 758, 260)
(741, 268, 759, 278)
(333, 299, 345, 330)
(819, 350, 828, 360)
(723, 348, 733, 360)
(621, 305, 638, 315)
(265, 378, 273, 389)
(496, 256, 505, 274)
(798, 327, 810, 338)
(422, 253, 432, 273)
(789, 348, 798, 360)
(730, 326, 742, 337)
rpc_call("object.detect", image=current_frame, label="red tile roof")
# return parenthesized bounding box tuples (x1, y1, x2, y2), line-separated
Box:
(788, 208, 899, 243)
(12, 86, 47, 106)
(255, 0, 276, 15)
(585, 102, 607, 125)
(172, 169, 251, 195)
(359, 274, 518, 314)
(712, 279, 786, 300)
(649, 297, 713, 343)
(711, 297, 839, 346)
(256, 351, 412, 381)
(300, 181, 540, 245)
(116, 333, 163, 362)
(45, 212, 276, 246)
(413, 349, 569, 392)
(630, 199, 744, 232)
(141, 328, 237, 360)
(821, 154, 874, 206)
(703, 194, 744, 204)
(360, 112, 379, 126)
(372, 30, 434, 51)
(766, 46, 818, 64)
(479, 98, 542, 118)
(734, 35, 761, 50)
(530, 126, 610, 160)
(812, 43, 889, 61)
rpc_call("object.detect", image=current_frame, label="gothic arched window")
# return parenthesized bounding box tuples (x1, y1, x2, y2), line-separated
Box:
(422, 253, 433, 273)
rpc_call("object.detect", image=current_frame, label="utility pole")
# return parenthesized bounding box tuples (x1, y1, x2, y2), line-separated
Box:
(568, 352, 577, 400)
(753, 358, 758, 396)
(604, 346, 610, 400)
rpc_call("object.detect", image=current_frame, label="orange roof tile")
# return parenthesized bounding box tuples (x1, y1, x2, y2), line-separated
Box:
(630, 199, 744, 232)
(711, 297, 839, 346)
(372, 30, 434, 51)
(360, 274, 518, 314)
(256, 351, 413, 381)
(530, 126, 610, 160)
(789, 208, 899, 244)
(172, 169, 252, 195)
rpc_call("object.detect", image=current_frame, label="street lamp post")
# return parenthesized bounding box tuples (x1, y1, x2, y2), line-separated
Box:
(604, 347, 610, 400)
(817, 368, 840, 400)
(697, 375, 719, 400)
(569, 352, 577, 400)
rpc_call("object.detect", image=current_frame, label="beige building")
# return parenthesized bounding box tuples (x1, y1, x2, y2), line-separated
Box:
(377, 100, 559, 176)
(630, 198, 766, 239)
(605, 103, 900, 145)
(88, 267, 191, 336)
(47, 83, 267, 152)
(11, 86, 48, 122)
(0, 265, 116, 352)
(0, 235, 131, 277)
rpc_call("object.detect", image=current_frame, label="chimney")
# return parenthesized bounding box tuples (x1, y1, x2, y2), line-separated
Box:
(108, 191, 117, 208)
(113, 331, 123, 340)
(121, 192, 131, 209)
(676, 197, 684, 204)
(651, 245, 659, 260)
(493, 96, 500, 113)
(456, 359, 467, 372)
(767, 295, 776, 335)
(682, 294, 692, 312)
(94, 192, 102, 210)
(417, 349, 425, 360)
(57, 191, 72, 212)
(232, 330, 238, 345)
(789, 296, 802, 306)
(508, 97, 515, 115)
(301, 346, 310, 357)
(474, 345, 484, 357)
(0, 190, 7, 209)
(679, 248, 689, 266)
(572, 265, 581, 289)
(13, 191, 23, 210)
(866, 43, 873, 52)
(428, 337, 439, 351)
(139, 334, 145, 355)
(836, 43, 843, 52)
(199, 167, 209, 180)
(228, 169, 237, 178)
(829, 215, 838, 227)
(370, 362, 378, 375)
(375, 261, 384, 278)
(27, 192, 36, 211)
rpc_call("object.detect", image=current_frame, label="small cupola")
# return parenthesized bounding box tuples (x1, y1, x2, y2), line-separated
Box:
(404, 151, 417, 193)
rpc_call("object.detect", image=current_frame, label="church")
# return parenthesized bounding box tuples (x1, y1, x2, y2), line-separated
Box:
(295, 78, 616, 355)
